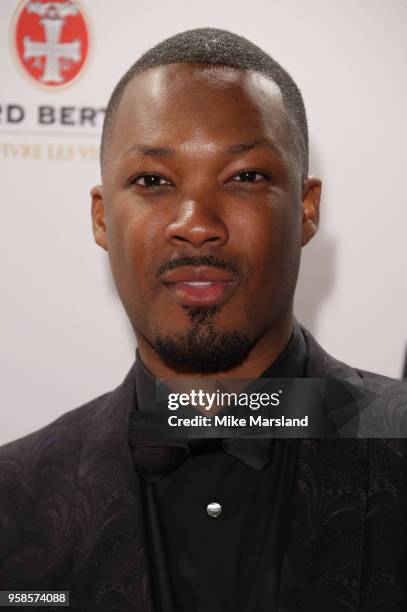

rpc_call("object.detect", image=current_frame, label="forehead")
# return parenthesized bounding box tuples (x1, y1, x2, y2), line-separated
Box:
(105, 63, 297, 171)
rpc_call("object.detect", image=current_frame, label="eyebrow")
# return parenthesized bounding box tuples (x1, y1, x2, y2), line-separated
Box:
(122, 140, 281, 159)
(124, 145, 173, 158)
(226, 140, 279, 155)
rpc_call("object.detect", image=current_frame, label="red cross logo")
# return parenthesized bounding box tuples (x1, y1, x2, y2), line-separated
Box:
(12, 1, 90, 88)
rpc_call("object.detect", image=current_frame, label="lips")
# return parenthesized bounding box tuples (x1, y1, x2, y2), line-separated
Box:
(159, 265, 239, 307)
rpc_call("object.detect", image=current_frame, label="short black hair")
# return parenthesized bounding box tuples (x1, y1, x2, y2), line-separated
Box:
(101, 28, 308, 175)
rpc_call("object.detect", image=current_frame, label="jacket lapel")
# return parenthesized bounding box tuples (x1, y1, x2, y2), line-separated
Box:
(278, 327, 369, 610)
(72, 366, 155, 611)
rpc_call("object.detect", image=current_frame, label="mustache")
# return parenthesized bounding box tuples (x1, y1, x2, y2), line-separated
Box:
(156, 254, 243, 278)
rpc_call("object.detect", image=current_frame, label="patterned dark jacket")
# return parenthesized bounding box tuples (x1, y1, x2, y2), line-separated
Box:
(1, 328, 407, 611)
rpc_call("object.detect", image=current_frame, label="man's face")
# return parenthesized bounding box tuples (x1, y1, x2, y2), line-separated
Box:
(92, 64, 320, 373)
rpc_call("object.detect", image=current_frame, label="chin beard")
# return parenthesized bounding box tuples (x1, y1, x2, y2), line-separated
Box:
(154, 306, 252, 374)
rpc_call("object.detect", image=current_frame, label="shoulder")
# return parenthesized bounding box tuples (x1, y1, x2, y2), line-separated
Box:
(0, 391, 115, 554)
(301, 324, 403, 383)
(0, 390, 111, 468)
(0, 363, 137, 513)
(0, 394, 106, 587)
(0, 363, 136, 464)
(301, 324, 407, 441)
(0, 366, 136, 588)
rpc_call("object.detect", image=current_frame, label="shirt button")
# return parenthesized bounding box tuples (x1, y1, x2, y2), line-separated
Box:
(206, 502, 222, 518)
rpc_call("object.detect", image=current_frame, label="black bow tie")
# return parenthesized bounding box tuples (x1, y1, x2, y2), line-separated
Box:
(128, 410, 295, 483)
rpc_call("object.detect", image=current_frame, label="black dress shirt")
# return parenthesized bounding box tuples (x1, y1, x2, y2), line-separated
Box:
(131, 322, 307, 612)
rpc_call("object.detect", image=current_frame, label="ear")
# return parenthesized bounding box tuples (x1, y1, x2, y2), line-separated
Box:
(91, 185, 108, 251)
(301, 176, 322, 247)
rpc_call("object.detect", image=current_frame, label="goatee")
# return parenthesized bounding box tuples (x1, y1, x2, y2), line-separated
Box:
(154, 306, 252, 374)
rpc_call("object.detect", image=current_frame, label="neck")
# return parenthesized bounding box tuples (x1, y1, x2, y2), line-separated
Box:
(134, 310, 294, 380)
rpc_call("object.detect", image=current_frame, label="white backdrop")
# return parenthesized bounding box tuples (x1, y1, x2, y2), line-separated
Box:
(1, 0, 406, 445)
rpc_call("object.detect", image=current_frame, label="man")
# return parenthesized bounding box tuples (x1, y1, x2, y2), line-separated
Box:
(1, 28, 406, 612)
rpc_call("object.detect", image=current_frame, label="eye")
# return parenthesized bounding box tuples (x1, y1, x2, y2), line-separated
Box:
(130, 174, 172, 188)
(231, 170, 270, 183)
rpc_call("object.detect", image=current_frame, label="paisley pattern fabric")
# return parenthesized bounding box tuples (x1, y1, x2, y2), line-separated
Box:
(0, 327, 406, 611)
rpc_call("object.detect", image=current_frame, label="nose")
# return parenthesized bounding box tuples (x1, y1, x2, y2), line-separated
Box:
(165, 198, 229, 249)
